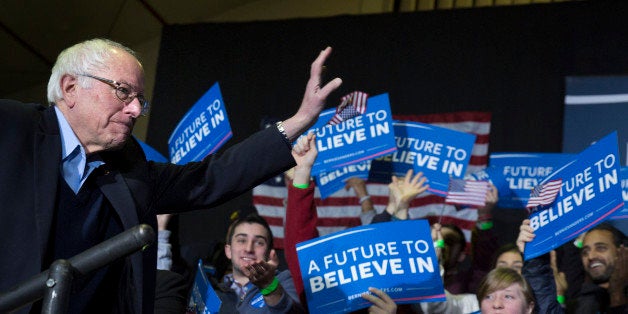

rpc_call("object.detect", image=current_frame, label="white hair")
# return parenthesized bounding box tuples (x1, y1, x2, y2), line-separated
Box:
(46, 38, 139, 104)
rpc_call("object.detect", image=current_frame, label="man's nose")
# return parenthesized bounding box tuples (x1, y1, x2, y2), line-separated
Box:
(246, 240, 256, 252)
(125, 97, 143, 118)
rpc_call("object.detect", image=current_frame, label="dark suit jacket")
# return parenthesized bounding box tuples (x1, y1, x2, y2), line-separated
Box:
(0, 100, 295, 313)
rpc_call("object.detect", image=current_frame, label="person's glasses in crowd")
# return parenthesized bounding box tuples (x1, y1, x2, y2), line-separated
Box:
(79, 74, 150, 116)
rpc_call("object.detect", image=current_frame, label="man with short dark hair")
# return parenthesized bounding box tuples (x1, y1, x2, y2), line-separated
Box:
(214, 214, 304, 313)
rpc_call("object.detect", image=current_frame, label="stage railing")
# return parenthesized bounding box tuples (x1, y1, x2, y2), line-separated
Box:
(0, 224, 155, 313)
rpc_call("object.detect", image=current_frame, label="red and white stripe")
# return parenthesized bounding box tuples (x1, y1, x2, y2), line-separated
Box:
(327, 91, 368, 125)
(526, 179, 563, 209)
(445, 179, 490, 207)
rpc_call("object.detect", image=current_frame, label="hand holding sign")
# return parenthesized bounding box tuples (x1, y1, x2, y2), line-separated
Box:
(516, 219, 535, 254)
(296, 220, 445, 313)
(523, 132, 623, 260)
(361, 287, 398, 314)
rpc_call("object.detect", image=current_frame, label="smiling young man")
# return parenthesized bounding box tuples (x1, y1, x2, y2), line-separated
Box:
(568, 223, 627, 314)
(216, 214, 304, 313)
(0, 38, 341, 313)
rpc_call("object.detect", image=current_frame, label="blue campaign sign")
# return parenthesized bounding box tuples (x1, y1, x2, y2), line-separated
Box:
(486, 153, 575, 209)
(619, 166, 628, 216)
(135, 137, 168, 162)
(368, 121, 476, 197)
(524, 132, 624, 260)
(296, 220, 445, 314)
(168, 82, 232, 164)
(314, 160, 371, 199)
(189, 259, 222, 314)
(607, 166, 628, 235)
(308, 93, 397, 176)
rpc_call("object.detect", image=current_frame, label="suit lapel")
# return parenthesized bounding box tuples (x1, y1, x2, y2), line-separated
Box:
(96, 167, 139, 230)
(96, 166, 144, 311)
(34, 107, 62, 255)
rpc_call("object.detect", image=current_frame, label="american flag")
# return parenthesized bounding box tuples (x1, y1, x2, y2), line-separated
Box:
(445, 179, 489, 207)
(254, 111, 491, 249)
(327, 91, 368, 125)
(526, 179, 563, 210)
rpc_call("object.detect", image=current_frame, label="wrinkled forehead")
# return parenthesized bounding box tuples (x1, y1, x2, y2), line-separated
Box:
(99, 49, 145, 87)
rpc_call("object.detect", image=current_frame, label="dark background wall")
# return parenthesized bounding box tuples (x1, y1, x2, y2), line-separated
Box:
(146, 0, 628, 267)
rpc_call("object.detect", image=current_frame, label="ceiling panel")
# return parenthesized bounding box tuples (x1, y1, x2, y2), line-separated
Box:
(146, 0, 259, 24)
(108, 0, 163, 46)
(0, 0, 264, 98)
(0, 0, 585, 100)
(0, 30, 50, 96)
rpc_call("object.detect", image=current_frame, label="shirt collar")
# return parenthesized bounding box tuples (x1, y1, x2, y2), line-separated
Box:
(223, 273, 253, 299)
(54, 106, 83, 160)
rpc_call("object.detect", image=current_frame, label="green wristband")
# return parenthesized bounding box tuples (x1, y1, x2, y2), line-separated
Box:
(293, 182, 310, 189)
(260, 277, 280, 296)
(477, 221, 493, 230)
(556, 295, 565, 304)
(434, 239, 445, 248)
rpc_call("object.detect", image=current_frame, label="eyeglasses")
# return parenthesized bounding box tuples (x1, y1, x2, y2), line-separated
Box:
(79, 74, 150, 116)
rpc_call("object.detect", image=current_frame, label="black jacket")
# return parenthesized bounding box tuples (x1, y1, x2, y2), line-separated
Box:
(0, 100, 295, 313)
(522, 253, 564, 314)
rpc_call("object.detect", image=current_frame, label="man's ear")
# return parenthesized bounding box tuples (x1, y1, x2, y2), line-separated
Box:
(59, 74, 78, 108)
(224, 244, 232, 260)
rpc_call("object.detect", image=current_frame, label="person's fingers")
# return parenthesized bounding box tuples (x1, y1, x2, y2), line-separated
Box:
(390, 176, 399, 185)
(417, 175, 428, 193)
(409, 171, 422, 186)
(308, 48, 342, 96)
(431, 223, 443, 241)
(403, 169, 413, 183)
(361, 292, 381, 305)
(292, 136, 307, 154)
(318, 77, 343, 98)
(292, 144, 304, 155)
(306, 132, 316, 147)
(369, 287, 393, 302)
(486, 184, 497, 202)
(362, 288, 388, 308)
(516, 220, 534, 252)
